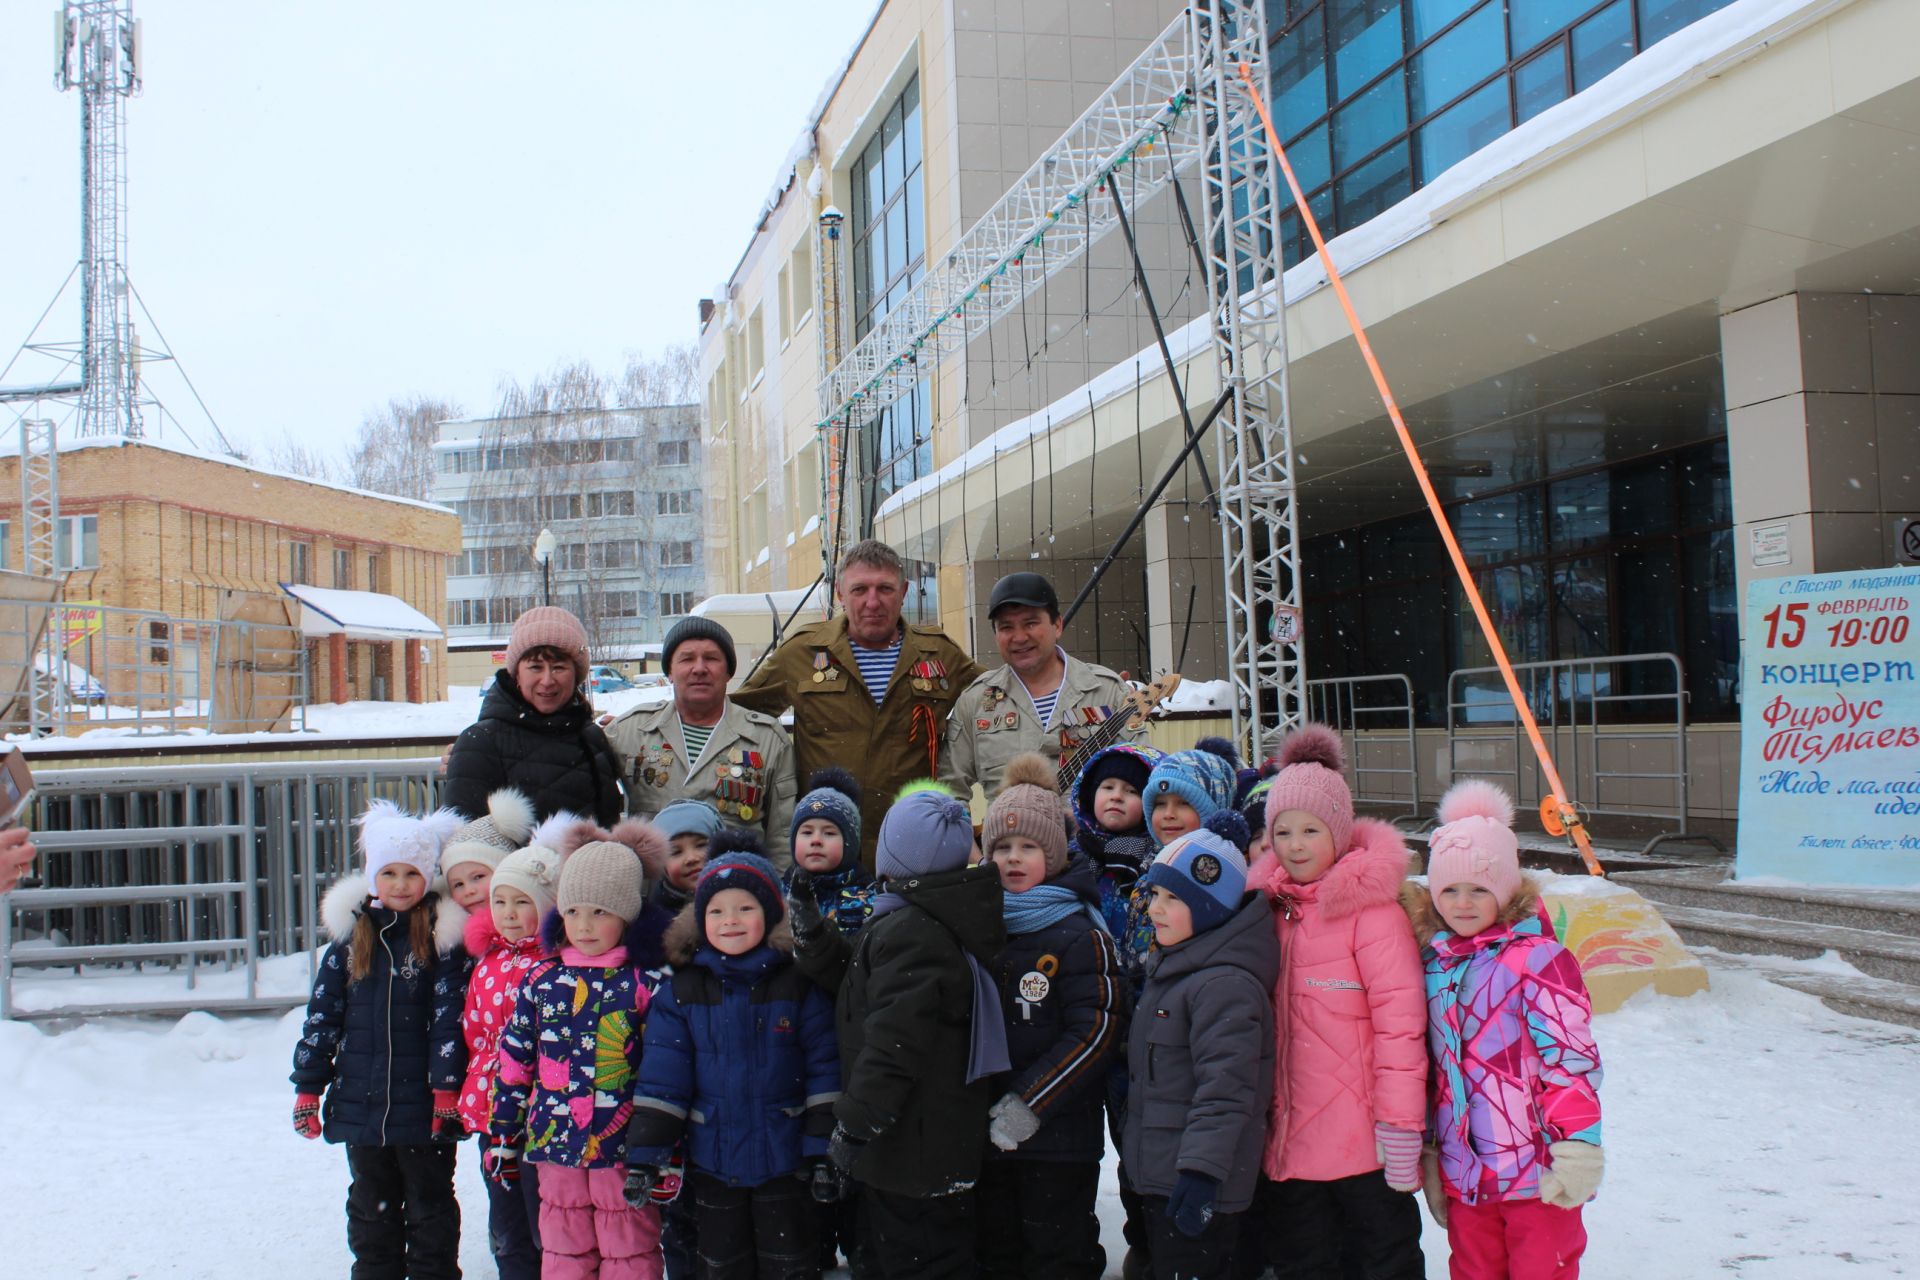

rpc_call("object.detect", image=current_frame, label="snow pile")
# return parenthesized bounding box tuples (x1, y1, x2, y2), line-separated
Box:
(1164, 678, 1232, 713)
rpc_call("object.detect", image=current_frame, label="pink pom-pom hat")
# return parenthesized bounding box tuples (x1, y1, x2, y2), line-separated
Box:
(1426, 779, 1523, 906)
(1263, 722, 1355, 855)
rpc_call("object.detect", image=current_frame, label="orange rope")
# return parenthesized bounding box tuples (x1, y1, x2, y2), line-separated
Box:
(1235, 61, 1604, 876)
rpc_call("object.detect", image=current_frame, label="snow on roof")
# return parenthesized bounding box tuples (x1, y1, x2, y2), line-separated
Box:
(280, 582, 443, 640)
(691, 582, 828, 619)
(0, 433, 456, 516)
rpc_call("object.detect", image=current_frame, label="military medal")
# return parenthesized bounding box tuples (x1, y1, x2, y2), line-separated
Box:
(739, 804, 755, 821)
(813, 651, 829, 684)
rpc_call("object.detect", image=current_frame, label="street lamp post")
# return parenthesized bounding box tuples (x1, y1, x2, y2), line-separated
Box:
(533, 527, 556, 607)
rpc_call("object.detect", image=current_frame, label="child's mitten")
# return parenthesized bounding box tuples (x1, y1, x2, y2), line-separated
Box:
(827, 1123, 867, 1174)
(292, 1093, 322, 1140)
(651, 1151, 685, 1205)
(1374, 1122, 1423, 1192)
(1167, 1170, 1219, 1238)
(1420, 1146, 1448, 1227)
(987, 1092, 1041, 1151)
(431, 1090, 465, 1142)
(622, 1164, 665, 1209)
(1538, 1140, 1603, 1209)
(786, 873, 827, 946)
(481, 1141, 521, 1186)
(806, 1156, 849, 1204)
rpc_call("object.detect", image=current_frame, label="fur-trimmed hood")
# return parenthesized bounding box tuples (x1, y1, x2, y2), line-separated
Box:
(319, 872, 467, 955)
(662, 901, 796, 966)
(1399, 874, 1544, 950)
(1251, 816, 1409, 920)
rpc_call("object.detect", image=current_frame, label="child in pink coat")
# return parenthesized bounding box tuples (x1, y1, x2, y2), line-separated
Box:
(1405, 780, 1603, 1280)
(1246, 724, 1428, 1280)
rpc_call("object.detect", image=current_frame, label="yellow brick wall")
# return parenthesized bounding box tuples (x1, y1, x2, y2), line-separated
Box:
(0, 442, 460, 702)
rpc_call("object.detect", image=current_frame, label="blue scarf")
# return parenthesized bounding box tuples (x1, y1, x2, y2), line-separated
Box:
(1004, 882, 1110, 937)
(869, 891, 1009, 1083)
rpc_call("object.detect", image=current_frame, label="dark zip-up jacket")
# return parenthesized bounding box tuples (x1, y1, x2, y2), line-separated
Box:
(290, 877, 472, 1146)
(444, 669, 624, 825)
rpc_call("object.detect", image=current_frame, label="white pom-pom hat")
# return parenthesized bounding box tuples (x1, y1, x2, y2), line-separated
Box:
(1426, 779, 1523, 907)
(440, 788, 537, 875)
(358, 799, 466, 886)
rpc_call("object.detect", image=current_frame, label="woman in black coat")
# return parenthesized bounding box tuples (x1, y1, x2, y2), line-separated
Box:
(443, 606, 624, 826)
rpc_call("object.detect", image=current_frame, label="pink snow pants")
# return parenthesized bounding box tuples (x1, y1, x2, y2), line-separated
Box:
(537, 1164, 663, 1280)
(1447, 1196, 1586, 1280)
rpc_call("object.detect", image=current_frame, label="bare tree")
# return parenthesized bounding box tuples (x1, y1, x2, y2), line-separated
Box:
(264, 430, 346, 484)
(349, 395, 464, 501)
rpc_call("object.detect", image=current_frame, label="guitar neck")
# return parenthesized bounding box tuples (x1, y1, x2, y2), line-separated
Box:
(1056, 711, 1138, 792)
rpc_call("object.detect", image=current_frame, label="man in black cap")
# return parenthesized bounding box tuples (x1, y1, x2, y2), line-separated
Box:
(607, 614, 798, 866)
(942, 571, 1143, 799)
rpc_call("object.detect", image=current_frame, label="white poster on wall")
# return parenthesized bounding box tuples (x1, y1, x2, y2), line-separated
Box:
(1736, 566, 1920, 887)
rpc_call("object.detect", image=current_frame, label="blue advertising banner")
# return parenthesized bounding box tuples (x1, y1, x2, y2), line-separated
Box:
(1736, 566, 1920, 886)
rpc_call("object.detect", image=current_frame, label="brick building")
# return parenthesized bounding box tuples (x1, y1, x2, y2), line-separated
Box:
(0, 436, 460, 707)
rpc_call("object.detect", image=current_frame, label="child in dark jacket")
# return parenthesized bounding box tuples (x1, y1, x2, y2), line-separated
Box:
(783, 767, 875, 939)
(649, 799, 721, 918)
(626, 835, 841, 1279)
(490, 820, 672, 1280)
(1067, 742, 1163, 988)
(1128, 826, 1279, 1280)
(291, 801, 473, 1280)
(798, 783, 1008, 1280)
(978, 754, 1126, 1280)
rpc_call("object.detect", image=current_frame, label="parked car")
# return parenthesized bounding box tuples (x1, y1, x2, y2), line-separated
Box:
(587, 665, 633, 694)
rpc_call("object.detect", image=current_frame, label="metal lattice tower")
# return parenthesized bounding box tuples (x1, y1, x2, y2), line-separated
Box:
(815, 0, 1305, 751)
(57, 0, 144, 439)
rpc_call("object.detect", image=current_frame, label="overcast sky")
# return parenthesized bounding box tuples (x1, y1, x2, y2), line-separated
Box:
(0, 1, 878, 460)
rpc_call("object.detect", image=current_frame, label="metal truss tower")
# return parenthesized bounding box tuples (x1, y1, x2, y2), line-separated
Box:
(57, 0, 144, 439)
(814, 0, 1304, 753)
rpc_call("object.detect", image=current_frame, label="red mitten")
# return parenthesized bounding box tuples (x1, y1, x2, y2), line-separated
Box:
(293, 1093, 323, 1140)
(482, 1142, 521, 1186)
(1375, 1122, 1423, 1192)
(431, 1090, 464, 1141)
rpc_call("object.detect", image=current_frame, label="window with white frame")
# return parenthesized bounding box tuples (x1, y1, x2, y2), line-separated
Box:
(659, 591, 696, 616)
(657, 490, 695, 516)
(285, 538, 311, 583)
(659, 440, 692, 466)
(662, 541, 696, 567)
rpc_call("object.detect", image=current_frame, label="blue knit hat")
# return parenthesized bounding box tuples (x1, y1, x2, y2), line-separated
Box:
(1140, 827, 1248, 934)
(876, 782, 975, 881)
(654, 799, 722, 843)
(694, 832, 786, 935)
(791, 767, 862, 852)
(1144, 737, 1242, 843)
(1072, 743, 1164, 838)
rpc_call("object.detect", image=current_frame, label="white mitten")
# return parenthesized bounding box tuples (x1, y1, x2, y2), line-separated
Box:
(987, 1092, 1041, 1151)
(1420, 1146, 1448, 1227)
(1537, 1140, 1604, 1209)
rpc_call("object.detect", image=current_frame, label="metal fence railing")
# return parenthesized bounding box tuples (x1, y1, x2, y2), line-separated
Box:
(1306, 673, 1420, 823)
(1, 757, 445, 1019)
(1445, 651, 1711, 854)
(0, 596, 309, 737)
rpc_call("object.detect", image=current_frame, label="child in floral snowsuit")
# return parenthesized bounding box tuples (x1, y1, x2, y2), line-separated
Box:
(490, 822, 670, 1280)
(1405, 780, 1604, 1280)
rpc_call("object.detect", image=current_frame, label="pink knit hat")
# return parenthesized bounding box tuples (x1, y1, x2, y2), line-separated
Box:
(505, 606, 590, 683)
(1263, 723, 1354, 855)
(1425, 780, 1524, 907)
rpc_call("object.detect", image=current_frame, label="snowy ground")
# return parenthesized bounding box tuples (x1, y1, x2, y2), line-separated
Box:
(2, 960, 1915, 1278)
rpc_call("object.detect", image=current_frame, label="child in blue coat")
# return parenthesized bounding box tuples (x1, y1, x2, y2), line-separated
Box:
(291, 801, 473, 1280)
(627, 833, 840, 1277)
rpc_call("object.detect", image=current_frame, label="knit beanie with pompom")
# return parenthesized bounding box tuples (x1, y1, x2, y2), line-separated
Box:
(1426, 779, 1523, 907)
(875, 782, 975, 881)
(791, 766, 863, 853)
(441, 788, 536, 875)
(490, 809, 578, 919)
(983, 753, 1072, 876)
(1263, 723, 1355, 855)
(1142, 736, 1242, 841)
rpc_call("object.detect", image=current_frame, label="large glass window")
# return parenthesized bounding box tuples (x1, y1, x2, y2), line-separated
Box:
(851, 76, 932, 514)
(1303, 438, 1736, 724)
(1267, 0, 1739, 264)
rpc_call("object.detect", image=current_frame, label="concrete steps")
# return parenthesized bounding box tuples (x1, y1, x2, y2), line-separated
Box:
(1612, 867, 1920, 1028)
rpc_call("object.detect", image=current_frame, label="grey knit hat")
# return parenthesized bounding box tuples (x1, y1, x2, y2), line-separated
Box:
(440, 788, 536, 874)
(557, 841, 647, 923)
(983, 753, 1071, 876)
(875, 783, 975, 881)
(662, 615, 737, 676)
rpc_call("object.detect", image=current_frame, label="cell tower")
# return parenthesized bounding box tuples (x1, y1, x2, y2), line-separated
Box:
(56, 0, 143, 439)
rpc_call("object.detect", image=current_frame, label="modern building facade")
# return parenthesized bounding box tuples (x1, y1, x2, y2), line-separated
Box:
(434, 404, 705, 659)
(699, 0, 1920, 834)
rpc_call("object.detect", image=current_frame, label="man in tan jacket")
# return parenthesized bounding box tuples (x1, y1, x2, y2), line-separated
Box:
(732, 540, 980, 872)
(942, 571, 1142, 800)
(609, 616, 797, 867)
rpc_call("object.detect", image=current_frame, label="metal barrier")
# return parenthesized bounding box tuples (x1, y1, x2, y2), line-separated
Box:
(0, 596, 309, 737)
(1, 756, 445, 1019)
(1445, 652, 1711, 854)
(1306, 673, 1420, 823)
